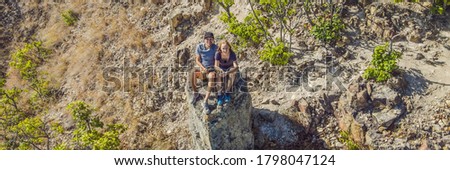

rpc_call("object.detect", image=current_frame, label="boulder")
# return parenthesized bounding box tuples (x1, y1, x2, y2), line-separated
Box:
(407, 30, 421, 43)
(186, 79, 254, 150)
(373, 108, 403, 128)
(170, 13, 183, 30)
(176, 48, 190, 67)
(297, 98, 312, 114)
(371, 85, 402, 110)
(354, 90, 370, 111)
(415, 53, 425, 60)
(173, 32, 186, 45)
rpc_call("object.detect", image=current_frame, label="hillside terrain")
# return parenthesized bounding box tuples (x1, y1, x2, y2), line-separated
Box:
(0, 1, 449, 150)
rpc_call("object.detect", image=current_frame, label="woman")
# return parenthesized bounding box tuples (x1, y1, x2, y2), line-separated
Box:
(214, 40, 239, 106)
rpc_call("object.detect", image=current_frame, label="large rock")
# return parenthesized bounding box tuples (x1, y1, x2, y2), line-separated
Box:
(208, 93, 254, 150)
(176, 48, 190, 67)
(407, 30, 422, 43)
(354, 90, 370, 111)
(173, 32, 186, 45)
(371, 85, 402, 110)
(373, 108, 404, 128)
(186, 79, 254, 150)
(202, 0, 212, 12)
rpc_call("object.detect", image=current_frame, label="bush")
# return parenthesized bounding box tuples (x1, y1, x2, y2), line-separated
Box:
(219, 12, 266, 48)
(259, 39, 293, 65)
(9, 41, 51, 98)
(67, 101, 126, 150)
(338, 131, 361, 150)
(61, 10, 78, 26)
(363, 43, 402, 82)
(310, 13, 345, 43)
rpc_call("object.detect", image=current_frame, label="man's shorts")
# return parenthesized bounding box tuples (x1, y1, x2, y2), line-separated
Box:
(202, 66, 215, 79)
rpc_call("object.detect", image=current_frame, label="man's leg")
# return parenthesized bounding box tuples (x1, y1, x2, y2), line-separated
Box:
(192, 69, 203, 93)
(204, 71, 215, 104)
(191, 69, 203, 104)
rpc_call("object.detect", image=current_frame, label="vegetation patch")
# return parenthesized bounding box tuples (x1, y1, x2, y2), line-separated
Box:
(363, 43, 402, 82)
(61, 10, 78, 26)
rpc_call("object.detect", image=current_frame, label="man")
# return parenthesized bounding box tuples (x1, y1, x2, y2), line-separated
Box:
(191, 32, 218, 114)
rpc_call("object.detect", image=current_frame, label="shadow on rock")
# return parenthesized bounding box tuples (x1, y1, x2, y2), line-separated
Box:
(252, 108, 329, 150)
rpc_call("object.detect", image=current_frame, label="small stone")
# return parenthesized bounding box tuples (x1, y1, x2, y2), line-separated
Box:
(262, 99, 270, 104)
(415, 53, 425, 60)
(407, 30, 421, 43)
(366, 83, 373, 96)
(445, 100, 450, 107)
(271, 100, 280, 105)
(373, 109, 403, 128)
(173, 32, 186, 45)
(423, 2, 432, 8)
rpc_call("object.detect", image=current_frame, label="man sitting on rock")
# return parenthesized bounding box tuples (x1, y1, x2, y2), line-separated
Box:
(191, 32, 218, 114)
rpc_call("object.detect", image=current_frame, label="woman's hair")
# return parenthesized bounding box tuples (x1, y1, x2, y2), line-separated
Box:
(217, 40, 234, 54)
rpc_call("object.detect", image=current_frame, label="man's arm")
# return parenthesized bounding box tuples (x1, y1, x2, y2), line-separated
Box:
(195, 54, 206, 71)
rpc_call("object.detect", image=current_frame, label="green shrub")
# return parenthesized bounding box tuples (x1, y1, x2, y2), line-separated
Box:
(259, 39, 293, 65)
(61, 10, 78, 26)
(9, 41, 51, 98)
(338, 131, 360, 150)
(219, 11, 266, 48)
(9, 41, 49, 79)
(310, 13, 345, 43)
(363, 43, 402, 82)
(67, 101, 126, 150)
(431, 4, 445, 15)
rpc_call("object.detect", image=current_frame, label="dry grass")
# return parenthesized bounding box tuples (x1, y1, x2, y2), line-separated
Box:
(144, 36, 156, 49)
(4, 69, 26, 89)
(121, 25, 145, 50)
(38, 9, 70, 48)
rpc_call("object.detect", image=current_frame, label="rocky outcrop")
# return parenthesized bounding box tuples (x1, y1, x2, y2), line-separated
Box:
(359, 2, 435, 41)
(186, 79, 254, 150)
(335, 76, 409, 147)
(0, 1, 21, 78)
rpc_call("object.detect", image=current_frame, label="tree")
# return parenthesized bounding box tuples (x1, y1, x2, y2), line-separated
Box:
(217, 0, 295, 65)
(67, 101, 125, 150)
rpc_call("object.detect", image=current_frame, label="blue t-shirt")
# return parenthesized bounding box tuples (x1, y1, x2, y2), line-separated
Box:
(196, 43, 217, 67)
(215, 51, 237, 70)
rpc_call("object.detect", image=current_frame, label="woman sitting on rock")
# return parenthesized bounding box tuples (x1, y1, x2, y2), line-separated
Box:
(215, 40, 239, 106)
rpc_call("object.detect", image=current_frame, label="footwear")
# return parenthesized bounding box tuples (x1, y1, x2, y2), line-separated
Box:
(203, 103, 211, 114)
(217, 95, 224, 106)
(224, 94, 231, 103)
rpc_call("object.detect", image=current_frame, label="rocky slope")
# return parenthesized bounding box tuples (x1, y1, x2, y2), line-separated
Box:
(0, 1, 449, 149)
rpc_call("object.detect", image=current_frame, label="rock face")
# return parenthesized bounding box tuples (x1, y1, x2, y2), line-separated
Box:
(186, 78, 254, 150)
(335, 76, 408, 148)
(361, 3, 433, 41)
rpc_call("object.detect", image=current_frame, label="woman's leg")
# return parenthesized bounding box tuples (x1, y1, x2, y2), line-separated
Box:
(226, 72, 236, 93)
